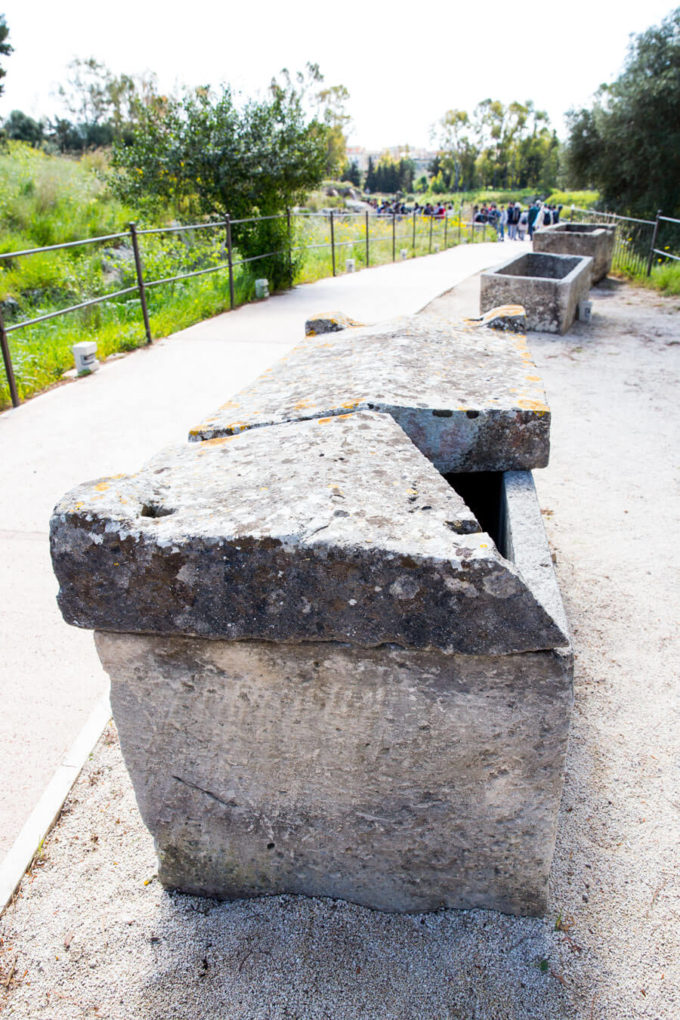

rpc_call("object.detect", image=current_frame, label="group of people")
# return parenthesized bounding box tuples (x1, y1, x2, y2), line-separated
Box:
(473, 201, 564, 241)
(365, 196, 565, 241)
(370, 198, 453, 218)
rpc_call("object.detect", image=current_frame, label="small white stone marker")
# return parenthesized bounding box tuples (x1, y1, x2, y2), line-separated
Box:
(345, 258, 356, 273)
(72, 341, 98, 375)
(254, 279, 269, 299)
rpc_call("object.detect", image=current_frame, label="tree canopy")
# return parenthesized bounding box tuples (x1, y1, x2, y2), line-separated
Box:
(111, 83, 327, 220)
(435, 99, 559, 193)
(111, 79, 330, 287)
(0, 13, 12, 96)
(565, 8, 680, 217)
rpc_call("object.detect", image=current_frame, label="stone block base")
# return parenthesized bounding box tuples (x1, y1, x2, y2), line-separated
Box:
(480, 253, 592, 334)
(96, 632, 572, 916)
(533, 223, 615, 283)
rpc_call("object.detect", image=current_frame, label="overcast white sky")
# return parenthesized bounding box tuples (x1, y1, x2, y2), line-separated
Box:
(1, 0, 676, 150)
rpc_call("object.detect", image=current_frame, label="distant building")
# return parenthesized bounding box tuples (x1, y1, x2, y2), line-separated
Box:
(345, 146, 437, 178)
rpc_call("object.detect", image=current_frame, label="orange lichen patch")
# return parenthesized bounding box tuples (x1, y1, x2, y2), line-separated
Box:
(317, 416, 333, 425)
(340, 401, 360, 410)
(525, 375, 541, 382)
(95, 481, 110, 492)
(293, 400, 314, 410)
(517, 398, 549, 412)
(196, 434, 239, 454)
(217, 399, 240, 411)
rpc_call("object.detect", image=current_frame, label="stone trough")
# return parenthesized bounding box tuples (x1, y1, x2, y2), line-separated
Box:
(480, 252, 592, 334)
(533, 222, 616, 283)
(50, 314, 573, 917)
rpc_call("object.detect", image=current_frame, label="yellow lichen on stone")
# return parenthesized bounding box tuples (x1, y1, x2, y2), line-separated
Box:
(517, 398, 549, 412)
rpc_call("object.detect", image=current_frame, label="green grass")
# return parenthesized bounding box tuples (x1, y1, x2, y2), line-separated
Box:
(0, 146, 499, 410)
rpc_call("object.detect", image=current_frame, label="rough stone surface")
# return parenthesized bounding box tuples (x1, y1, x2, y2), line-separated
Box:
(480, 253, 593, 334)
(50, 412, 567, 654)
(189, 314, 551, 473)
(97, 629, 573, 916)
(305, 311, 361, 336)
(466, 304, 527, 332)
(533, 222, 616, 283)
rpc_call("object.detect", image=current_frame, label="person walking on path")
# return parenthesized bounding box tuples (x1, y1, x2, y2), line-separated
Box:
(528, 200, 540, 239)
(506, 202, 517, 240)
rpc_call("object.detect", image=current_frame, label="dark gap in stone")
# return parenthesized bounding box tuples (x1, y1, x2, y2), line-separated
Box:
(444, 472, 504, 553)
(140, 504, 176, 519)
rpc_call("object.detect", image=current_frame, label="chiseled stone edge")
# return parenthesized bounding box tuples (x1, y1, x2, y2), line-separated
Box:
(50, 412, 568, 655)
(187, 315, 551, 473)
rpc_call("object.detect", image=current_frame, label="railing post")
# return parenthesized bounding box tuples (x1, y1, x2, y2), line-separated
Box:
(365, 211, 370, 268)
(286, 207, 293, 288)
(412, 209, 416, 251)
(0, 305, 20, 408)
(646, 209, 662, 277)
(129, 222, 152, 345)
(392, 212, 396, 262)
(444, 212, 448, 249)
(458, 212, 462, 244)
(225, 214, 235, 310)
(330, 211, 336, 277)
(429, 213, 433, 253)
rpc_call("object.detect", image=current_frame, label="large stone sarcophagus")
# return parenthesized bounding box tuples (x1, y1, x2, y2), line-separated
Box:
(51, 314, 572, 917)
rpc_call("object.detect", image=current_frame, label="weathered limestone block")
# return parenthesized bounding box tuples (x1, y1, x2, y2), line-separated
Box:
(91, 469, 572, 916)
(188, 314, 551, 473)
(533, 222, 615, 283)
(465, 304, 527, 333)
(50, 307, 573, 917)
(480, 253, 593, 334)
(50, 412, 566, 655)
(305, 311, 361, 336)
(97, 631, 572, 916)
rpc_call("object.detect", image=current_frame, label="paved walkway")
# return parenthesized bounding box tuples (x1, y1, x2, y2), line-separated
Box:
(0, 240, 526, 876)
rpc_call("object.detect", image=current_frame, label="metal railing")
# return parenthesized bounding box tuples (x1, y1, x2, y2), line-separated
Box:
(570, 206, 680, 277)
(0, 209, 494, 408)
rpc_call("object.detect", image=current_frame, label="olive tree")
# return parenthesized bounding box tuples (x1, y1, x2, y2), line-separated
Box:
(112, 81, 328, 288)
(565, 9, 680, 217)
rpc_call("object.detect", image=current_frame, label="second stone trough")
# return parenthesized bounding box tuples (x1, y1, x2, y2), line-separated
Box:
(50, 311, 573, 917)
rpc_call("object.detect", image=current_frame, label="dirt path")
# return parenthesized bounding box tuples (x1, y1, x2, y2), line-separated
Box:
(1, 278, 678, 1019)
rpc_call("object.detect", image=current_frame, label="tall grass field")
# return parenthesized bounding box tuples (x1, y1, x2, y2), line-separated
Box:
(0, 144, 497, 409)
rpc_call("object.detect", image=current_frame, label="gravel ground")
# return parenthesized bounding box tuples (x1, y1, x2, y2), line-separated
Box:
(1, 278, 678, 1019)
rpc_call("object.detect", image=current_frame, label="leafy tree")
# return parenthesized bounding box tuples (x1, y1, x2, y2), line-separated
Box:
(437, 99, 558, 192)
(0, 13, 12, 96)
(4, 109, 44, 146)
(365, 155, 376, 192)
(270, 63, 350, 177)
(56, 58, 161, 148)
(564, 8, 680, 217)
(112, 82, 327, 287)
(342, 160, 362, 187)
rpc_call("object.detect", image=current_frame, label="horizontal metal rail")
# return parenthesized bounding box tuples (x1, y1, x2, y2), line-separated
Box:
(0, 209, 483, 408)
(136, 221, 225, 236)
(659, 214, 680, 226)
(573, 207, 656, 227)
(4, 285, 140, 332)
(0, 231, 129, 261)
(651, 249, 680, 262)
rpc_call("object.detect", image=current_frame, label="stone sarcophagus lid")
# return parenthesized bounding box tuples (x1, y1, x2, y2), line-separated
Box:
(50, 314, 572, 917)
(480, 252, 592, 335)
(533, 222, 616, 283)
